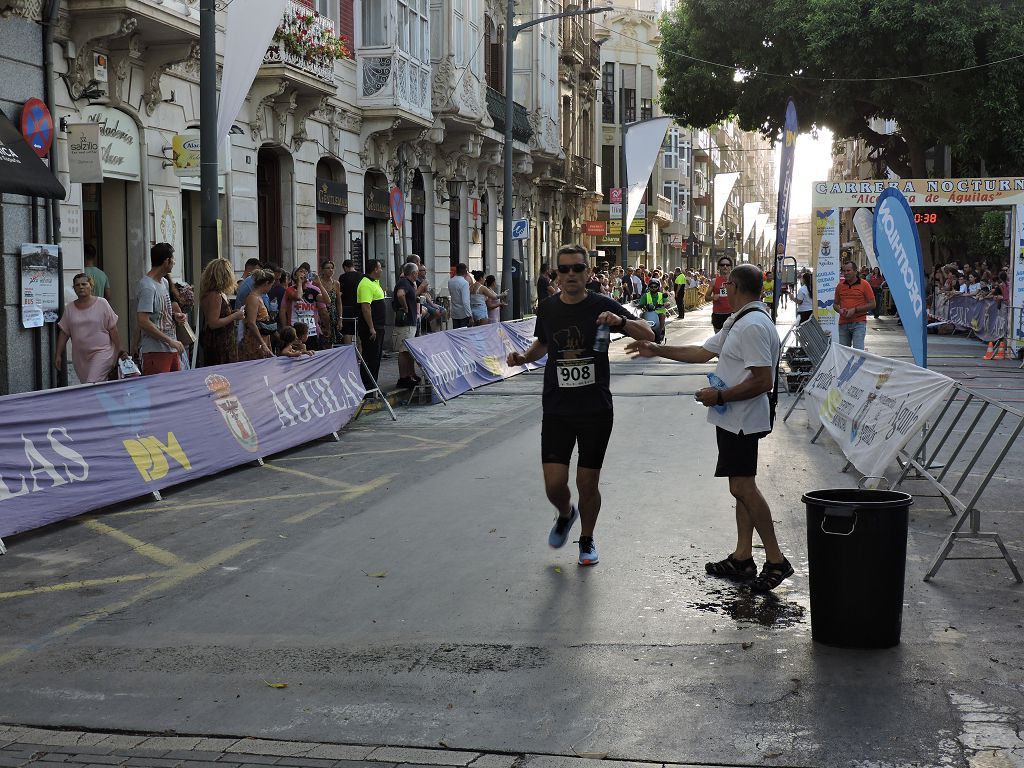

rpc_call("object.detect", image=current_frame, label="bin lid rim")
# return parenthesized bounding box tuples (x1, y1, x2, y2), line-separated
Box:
(802, 489, 913, 506)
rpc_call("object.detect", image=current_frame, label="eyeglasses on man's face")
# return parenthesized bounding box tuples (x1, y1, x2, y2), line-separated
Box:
(718, 262, 732, 268)
(557, 263, 588, 274)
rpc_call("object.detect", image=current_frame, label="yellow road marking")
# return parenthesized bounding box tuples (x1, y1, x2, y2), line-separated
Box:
(0, 539, 260, 669)
(282, 474, 394, 524)
(261, 462, 357, 490)
(106, 489, 339, 516)
(0, 572, 160, 600)
(80, 520, 184, 568)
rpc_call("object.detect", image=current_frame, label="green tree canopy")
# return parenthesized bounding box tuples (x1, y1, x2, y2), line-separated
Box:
(658, 0, 1024, 177)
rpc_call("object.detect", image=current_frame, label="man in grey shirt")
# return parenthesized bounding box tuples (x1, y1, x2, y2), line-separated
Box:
(447, 262, 472, 328)
(137, 242, 185, 375)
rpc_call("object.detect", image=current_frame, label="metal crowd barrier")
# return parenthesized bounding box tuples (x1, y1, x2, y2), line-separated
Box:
(892, 384, 1023, 582)
(782, 317, 831, 422)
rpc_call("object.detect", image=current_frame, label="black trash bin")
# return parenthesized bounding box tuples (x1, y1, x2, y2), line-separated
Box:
(803, 488, 913, 648)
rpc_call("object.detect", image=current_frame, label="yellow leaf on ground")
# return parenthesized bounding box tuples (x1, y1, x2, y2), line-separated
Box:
(366, 571, 387, 578)
(262, 679, 288, 689)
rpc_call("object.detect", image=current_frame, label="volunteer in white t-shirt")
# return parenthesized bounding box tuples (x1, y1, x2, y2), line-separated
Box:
(625, 264, 791, 593)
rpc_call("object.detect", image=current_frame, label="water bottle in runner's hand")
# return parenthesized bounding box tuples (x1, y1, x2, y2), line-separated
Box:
(707, 372, 728, 414)
(593, 323, 610, 353)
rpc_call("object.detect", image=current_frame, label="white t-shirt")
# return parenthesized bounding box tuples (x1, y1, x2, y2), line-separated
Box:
(796, 284, 813, 312)
(701, 301, 779, 435)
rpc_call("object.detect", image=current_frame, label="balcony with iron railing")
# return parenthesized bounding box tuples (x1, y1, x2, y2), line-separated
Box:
(357, 48, 432, 124)
(259, 0, 339, 93)
(485, 87, 534, 144)
(654, 194, 674, 224)
(569, 154, 596, 192)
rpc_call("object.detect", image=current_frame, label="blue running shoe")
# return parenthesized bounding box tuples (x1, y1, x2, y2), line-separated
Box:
(548, 504, 578, 548)
(577, 535, 599, 567)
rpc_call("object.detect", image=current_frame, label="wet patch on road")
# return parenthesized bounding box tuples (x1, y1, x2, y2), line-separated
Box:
(668, 554, 806, 629)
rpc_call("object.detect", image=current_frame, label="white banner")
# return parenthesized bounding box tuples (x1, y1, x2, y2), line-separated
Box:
(754, 212, 769, 250)
(852, 208, 878, 270)
(217, 0, 288, 148)
(805, 344, 955, 480)
(713, 171, 740, 232)
(1012, 204, 1024, 356)
(811, 207, 841, 336)
(66, 123, 102, 183)
(742, 202, 760, 242)
(624, 117, 672, 232)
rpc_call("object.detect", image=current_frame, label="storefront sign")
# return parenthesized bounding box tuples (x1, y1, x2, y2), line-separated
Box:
(805, 344, 954, 480)
(365, 185, 390, 219)
(66, 122, 102, 183)
(582, 220, 607, 236)
(812, 177, 1024, 208)
(81, 106, 141, 181)
(20, 243, 61, 328)
(0, 346, 365, 539)
(316, 178, 348, 214)
(172, 134, 201, 177)
(608, 217, 646, 235)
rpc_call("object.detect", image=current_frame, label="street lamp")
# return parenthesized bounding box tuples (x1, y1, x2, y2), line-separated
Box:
(501, 1, 606, 319)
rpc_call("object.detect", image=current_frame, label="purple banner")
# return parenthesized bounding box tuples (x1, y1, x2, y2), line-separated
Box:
(404, 320, 542, 402)
(934, 293, 1008, 342)
(0, 346, 365, 539)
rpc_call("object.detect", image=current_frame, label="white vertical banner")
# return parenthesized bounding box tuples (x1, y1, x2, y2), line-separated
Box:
(853, 208, 878, 269)
(624, 116, 672, 232)
(217, 0, 289, 148)
(805, 344, 955, 479)
(66, 123, 102, 183)
(713, 171, 740, 232)
(1011, 204, 1024, 356)
(742, 202, 760, 242)
(754, 212, 769, 251)
(812, 207, 841, 336)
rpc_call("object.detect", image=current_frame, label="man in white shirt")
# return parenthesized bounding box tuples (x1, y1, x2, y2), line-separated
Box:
(625, 263, 791, 592)
(448, 262, 472, 328)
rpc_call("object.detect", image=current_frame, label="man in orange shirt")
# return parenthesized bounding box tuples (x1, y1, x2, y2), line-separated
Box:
(833, 259, 875, 350)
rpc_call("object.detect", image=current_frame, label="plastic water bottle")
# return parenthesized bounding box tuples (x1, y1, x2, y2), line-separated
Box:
(593, 323, 610, 353)
(707, 372, 728, 414)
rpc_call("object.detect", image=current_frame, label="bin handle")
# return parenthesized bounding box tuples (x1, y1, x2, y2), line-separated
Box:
(858, 475, 892, 490)
(821, 507, 857, 536)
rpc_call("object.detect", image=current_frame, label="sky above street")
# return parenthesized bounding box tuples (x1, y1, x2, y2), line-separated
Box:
(783, 129, 835, 215)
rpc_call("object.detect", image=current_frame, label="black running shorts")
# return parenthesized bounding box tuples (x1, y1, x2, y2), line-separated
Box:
(714, 426, 767, 477)
(541, 411, 614, 469)
(712, 312, 731, 332)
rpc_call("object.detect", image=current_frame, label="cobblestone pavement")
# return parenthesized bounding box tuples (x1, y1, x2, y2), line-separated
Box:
(0, 727, 737, 768)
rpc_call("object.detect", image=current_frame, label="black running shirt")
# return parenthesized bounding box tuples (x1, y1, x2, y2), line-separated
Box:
(534, 293, 629, 415)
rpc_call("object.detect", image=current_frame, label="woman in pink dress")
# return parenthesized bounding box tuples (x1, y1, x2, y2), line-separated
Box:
(54, 273, 125, 383)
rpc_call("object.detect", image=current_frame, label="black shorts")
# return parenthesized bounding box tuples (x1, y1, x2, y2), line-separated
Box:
(541, 411, 614, 469)
(712, 312, 731, 331)
(714, 426, 767, 477)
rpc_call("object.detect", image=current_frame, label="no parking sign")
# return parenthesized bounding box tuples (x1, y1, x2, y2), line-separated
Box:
(20, 98, 53, 158)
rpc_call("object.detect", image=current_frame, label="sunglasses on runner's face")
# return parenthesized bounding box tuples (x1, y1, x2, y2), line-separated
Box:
(557, 263, 588, 274)
(719, 262, 732, 268)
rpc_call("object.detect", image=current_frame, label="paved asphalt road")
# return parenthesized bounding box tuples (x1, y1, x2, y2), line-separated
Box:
(1, 306, 1022, 768)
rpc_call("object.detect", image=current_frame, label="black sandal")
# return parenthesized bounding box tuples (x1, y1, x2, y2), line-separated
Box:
(748, 558, 795, 593)
(705, 554, 757, 580)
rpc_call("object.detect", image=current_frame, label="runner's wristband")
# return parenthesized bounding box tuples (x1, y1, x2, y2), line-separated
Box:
(619, 315, 627, 330)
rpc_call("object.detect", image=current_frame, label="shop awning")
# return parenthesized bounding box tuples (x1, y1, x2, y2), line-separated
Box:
(0, 108, 65, 200)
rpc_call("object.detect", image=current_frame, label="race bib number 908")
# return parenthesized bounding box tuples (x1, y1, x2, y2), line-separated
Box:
(557, 358, 595, 388)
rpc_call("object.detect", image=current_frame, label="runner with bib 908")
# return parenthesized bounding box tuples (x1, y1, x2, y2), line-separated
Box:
(507, 244, 654, 566)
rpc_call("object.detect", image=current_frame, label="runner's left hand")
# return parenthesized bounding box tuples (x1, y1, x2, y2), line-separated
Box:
(694, 387, 717, 407)
(596, 311, 622, 327)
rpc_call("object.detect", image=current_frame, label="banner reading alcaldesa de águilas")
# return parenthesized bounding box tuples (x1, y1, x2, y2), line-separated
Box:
(873, 187, 928, 367)
(773, 100, 798, 278)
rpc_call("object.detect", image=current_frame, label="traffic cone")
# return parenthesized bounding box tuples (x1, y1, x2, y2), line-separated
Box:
(993, 339, 1007, 360)
(984, 341, 996, 360)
